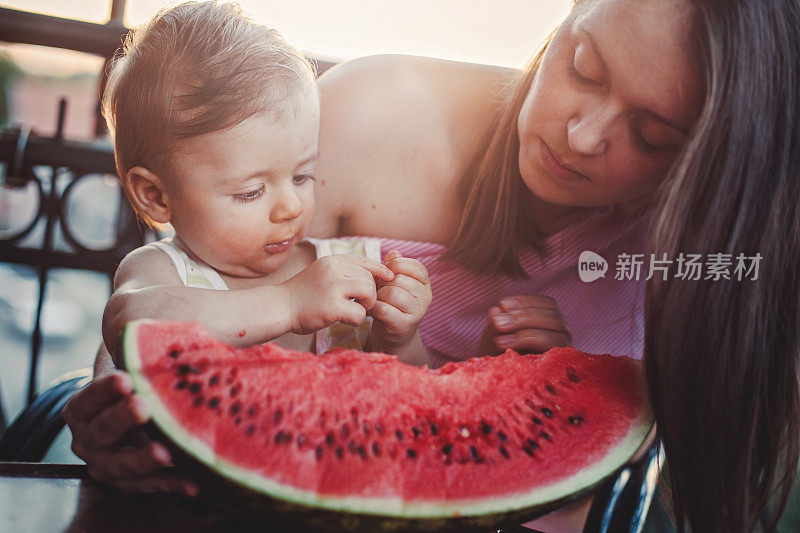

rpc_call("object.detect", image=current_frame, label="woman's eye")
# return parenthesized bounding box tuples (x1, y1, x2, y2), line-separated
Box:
(293, 174, 315, 185)
(632, 126, 669, 155)
(568, 59, 601, 89)
(233, 185, 264, 202)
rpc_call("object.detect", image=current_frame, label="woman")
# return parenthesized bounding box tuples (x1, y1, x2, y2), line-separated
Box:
(65, 0, 799, 530)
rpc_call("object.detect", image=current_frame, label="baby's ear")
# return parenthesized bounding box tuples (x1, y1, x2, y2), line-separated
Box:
(125, 166, 172, 224)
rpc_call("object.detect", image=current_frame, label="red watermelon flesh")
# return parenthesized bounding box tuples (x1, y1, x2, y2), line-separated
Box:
(123, 320, 652, 519)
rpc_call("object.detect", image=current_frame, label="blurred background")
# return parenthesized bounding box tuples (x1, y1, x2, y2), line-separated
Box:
(0, 0, 570, 461)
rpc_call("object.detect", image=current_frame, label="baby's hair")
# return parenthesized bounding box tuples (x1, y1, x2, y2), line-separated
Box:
(101, 1, 316, 225)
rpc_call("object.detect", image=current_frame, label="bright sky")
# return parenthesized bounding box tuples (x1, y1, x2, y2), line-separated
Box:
(0, 0, 571, 76)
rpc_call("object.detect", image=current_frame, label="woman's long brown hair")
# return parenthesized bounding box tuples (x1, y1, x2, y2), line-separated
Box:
(645, 0, 800, 531)
(444, 44, 549, 278)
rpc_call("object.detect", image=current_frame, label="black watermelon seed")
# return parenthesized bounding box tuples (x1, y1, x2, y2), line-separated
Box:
(273, 409, 283, 423)
(375, 424, 384, 435)
(363, 422, 371, 435)
(341, 425, 350, 438)
(481, 421, 492, 435)
(245, 424, 255, 436)
(545, 384, 556, 394)
(395, 430, 404, 441)
(407, 449, 417, 459)
(499, 446, 510, 459)
(497, 431, 508, 441)
(177, 364, 191, 375)
(169, 349, 180, 359)
(326, 432, 335, 446)
(442, 444, 453, 454)
(522, 445, 534, 457)
(175, 379, 188, 390)
(247, 405, 258, 418)
(230, 403, 241, 416)
(208, 397, 220, 409)
(335, 447, 344, 459)
(568, 416, 584, 426)
(297, 434, 307, 448)
(469, 446, 480, 460)
(348, 441, 357, 454)
(372, 442, 381, 456)
(209, 374, 220, 386)
(230, 385, 241, 397)
(315, 446, 324, 460)
(234, 417, 242, 425)
(189, 382, 202, 395)
(532, 416, 543, 425)
(566, 367, 580, 382)
(525, 399, 537, 410)
(540, 431, 551, 442)
(192, 396, 204, 408)
(357, 445, 367, 459)
(526, 438, 540, 449)
(274, 432, 284, 444)
(541, 407, 553, 418)
(430, 422, 439, 435)
(412, 427, 421, 439)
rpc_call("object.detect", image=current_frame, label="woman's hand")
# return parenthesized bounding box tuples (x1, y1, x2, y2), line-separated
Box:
(480, 295, 572, 355)
(368, 251, 433, 352)
(63, 371, 198, 495)
(282, 254, 395, 334)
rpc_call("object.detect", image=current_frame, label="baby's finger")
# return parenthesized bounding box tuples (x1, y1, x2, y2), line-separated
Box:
(87, 394, 150, 447)
(495, 328, 572, 354)
(344, 275, 378, 310)
(376, 284, 416, 315)
(381, 274, 425, 298)
(335, 255, 395, 282)
(337, 299, 369, 327)
(499, 295, 559, 313)
(490, 308, 566, 334)
(368, 299, 404, 326)
(383, 257, 430, 285)
(63, 372, 134, 428)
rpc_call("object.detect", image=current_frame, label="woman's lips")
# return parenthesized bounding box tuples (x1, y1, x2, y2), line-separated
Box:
(264, 237, 294, 254)
(539, 140, 589, 183)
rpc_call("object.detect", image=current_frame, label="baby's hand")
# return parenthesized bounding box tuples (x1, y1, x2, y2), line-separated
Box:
(368, 251, 432, 351)
(480, 295, 572, 355)
(282, 255, 394, 334)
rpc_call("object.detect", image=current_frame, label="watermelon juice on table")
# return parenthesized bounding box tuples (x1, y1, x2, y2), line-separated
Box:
(120, 319, 653, 531)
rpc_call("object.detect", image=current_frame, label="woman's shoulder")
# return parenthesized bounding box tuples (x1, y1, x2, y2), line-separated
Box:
(312, 55, 518, 239)
(319, 54, 517, 134)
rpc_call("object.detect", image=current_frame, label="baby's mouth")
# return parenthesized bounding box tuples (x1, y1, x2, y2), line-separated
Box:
(264, 237, 294, 254)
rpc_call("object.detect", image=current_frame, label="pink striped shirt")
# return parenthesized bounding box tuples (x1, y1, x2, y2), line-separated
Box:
(357, 206, 649, 367)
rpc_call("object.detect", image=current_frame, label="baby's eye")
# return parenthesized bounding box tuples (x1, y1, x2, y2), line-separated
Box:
(293, 174, 315, 185)
(233, 185, 264, 202)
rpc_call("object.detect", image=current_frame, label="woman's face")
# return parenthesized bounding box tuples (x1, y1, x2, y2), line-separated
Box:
(517, 0, 704, 207)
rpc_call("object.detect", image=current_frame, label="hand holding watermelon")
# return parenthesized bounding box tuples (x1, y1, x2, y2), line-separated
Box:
(281, 254, 395, 334)
(63, 367, 199, 496)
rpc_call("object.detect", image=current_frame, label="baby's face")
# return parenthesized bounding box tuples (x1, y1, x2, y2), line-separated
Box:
(165, 89, 320, 278)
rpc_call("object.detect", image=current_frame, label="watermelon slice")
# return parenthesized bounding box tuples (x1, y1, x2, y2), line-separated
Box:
(121, 320, 653, 530)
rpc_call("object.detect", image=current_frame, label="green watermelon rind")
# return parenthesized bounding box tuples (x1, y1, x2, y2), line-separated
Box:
(123, 319, 654, 519)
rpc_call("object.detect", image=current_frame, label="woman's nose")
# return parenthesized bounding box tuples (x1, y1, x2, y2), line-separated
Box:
(567, 107, 611, 156)
(270, 184, 303, 222)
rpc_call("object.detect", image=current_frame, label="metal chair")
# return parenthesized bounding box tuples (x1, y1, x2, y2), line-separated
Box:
(0, 368, 92, 461)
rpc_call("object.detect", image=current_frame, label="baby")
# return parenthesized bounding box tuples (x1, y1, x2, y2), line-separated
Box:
(101, 1, 432, 365)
